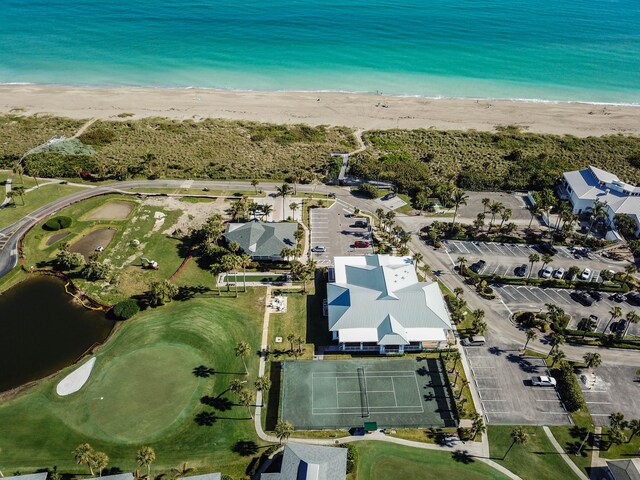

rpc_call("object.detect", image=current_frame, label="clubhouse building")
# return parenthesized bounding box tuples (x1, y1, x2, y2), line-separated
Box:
(261, 444, 347, 480)
(327, 254, 454, 354)
(223, 220, 298, 261)
(561, 165, 640, 237)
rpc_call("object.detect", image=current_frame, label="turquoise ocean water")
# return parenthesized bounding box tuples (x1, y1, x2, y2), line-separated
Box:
(1, 0, 639, 103)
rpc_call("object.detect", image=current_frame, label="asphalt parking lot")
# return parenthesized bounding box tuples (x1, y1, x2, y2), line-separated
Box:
(493, 285, 640, 336)
(309, 199, 373, 266)
(465, 340, 571, 425)
(578, 365, 640, 427)
(375, 195, 407, 211)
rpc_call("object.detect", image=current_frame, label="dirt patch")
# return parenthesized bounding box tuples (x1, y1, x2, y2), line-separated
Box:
(85, 201, 135, 221)
(71, 228, 117, 260)
(45, 231, 70, 246)
(143, 196, 228, 234)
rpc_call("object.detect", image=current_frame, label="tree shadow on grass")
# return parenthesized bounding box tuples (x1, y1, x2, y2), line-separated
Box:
(201, 395, 234, 412)
(194, 411, 217, 426)
(451, 450, 475, 464)
(232, 440, 260, 456)
(193, 365, 216, 377)
(175, 285, 212, 301)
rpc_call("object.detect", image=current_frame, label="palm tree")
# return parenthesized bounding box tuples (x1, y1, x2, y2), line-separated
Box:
(488, 201, 504, 231)
(624, 263, 638, 281)
(450, 190, 468, 231)
(238, 389, 255, 419)
(523, 328, 537, 352)
(73, 443, 95, 475)
(235, 341, 251, 374)
(454, 287, 464, 298)
(627, 419, 640, 442)
(12, 185, 25, 205)
(13, 164, 24, 184)
(456, 256, 467, 274)
(528, 204, 542, 229)
(498, 208, 512, 232)
(170, 463, 195, 480)
(221, 254, 236, 293)
(623, 311, 640, 338)
(481, 197, 491, 215)
(136, 446, 156, 479)
(289, 202, 299, 220)
(91, 451, 109, 477)
(251, 179, 259, 194)
(604, 306, 622, 335)
(209, 263, 223, 296)
(254, 376, 271, 392)
(229, 378, 246, 394)
(473, 318, 488, 335)
(608, 427, 627, 448)
(412, 252, 424, 273)
(473, 308, 485, 322)
(504, 427, 529, 459)
(551, 349, 566, 367)
(583, 352, 602, 370)
(276, 183, 292, 219)
(609, 412, 628, 430)
(547, 332, 565, 358)
(6, 189, 17, 206)
(586, 200, 606, 239)
(261, 203, 274, 221)
(471, 413, 486, 440)
(527, 253, 540, 279)
(449, 351, 461, 374)
(540, 253, 553, 270)
(239, 254, 252, 293)
(275, 420, 294, 444)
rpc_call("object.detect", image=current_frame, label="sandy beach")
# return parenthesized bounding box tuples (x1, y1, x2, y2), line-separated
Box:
(1, 85, 639, 136)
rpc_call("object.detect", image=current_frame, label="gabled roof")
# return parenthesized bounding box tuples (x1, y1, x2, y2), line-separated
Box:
(87, 474, 134, 480)
(607, 459, 640, 480)
(1, 474, 48, 480)
(261, 444, 347, 480)
(328, 255, 452, 344)
(223, 220, 298, 259)
(177, 474, 222, 480)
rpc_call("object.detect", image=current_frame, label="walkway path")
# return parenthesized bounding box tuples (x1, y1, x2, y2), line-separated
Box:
(72, 118, 98, 138)
(543, 426, 589, 480)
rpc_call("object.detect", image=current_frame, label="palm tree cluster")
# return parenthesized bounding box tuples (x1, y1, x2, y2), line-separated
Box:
(274, 420, 294, 444)
(73, 443, 109, 477)
(607, 413, 640, 449)
(228, 378, 255, 420)
(286, 332, 305, 356)
(375, 208, 411, 255)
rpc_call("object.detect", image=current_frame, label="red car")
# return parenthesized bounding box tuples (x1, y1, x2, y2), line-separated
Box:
(354, 240, 370, 248)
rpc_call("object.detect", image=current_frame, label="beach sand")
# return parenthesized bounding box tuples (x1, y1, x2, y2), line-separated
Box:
(1, 85, 639, 136)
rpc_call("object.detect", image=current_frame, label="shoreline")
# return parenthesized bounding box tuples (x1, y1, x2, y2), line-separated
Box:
(2, 84, 640, 136)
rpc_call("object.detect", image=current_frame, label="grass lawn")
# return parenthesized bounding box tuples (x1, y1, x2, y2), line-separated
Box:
(549, 411, 594, 475)
(0, 292, 268, 477)
(352, 441, 510, 480)
(488, 426, 581, 480)
(598, 427, 640, 459)
(0, 171, 9, 203)
(0, 183, 84, 226)
(21, 194, 188, 304)
(268, 290, 313, 359)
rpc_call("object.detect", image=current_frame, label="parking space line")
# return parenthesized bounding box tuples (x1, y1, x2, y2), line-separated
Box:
(585, 401, 612, 405)
(498, 287, 516, 301)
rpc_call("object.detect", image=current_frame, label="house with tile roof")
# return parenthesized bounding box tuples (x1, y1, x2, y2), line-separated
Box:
(261, 443, 347, 480)
(561, 165, 640, 237)
(223, 220, 298, 260)
(327, 254, 454, 354)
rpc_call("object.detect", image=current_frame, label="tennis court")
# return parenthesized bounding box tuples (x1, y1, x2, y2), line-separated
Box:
(281, 358, 457, 429)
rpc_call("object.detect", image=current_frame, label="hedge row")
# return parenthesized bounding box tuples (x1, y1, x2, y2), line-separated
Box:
(43, 216, 72, 231)
(554, 361, 586, 412)
(477, 274, 630, 293)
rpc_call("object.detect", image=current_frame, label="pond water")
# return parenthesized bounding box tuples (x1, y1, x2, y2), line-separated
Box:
(0, 276, 113, 392)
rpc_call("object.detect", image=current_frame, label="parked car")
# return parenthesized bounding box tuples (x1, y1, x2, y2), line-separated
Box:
(354, 219, 369, 228)
(470, 260, 486, 274)
(461, 335, 486, 346)
(610, 292, 625, 303)
(311, 245, 326, 253)
(381, 192, 396, 201)
(515, 264, 528, 277)
(538, 243, 559, 255)
(579, 268, 592, 280)
(571, 291, 594, 307)
(354, 240, 370, 248)
(540, 265, 553, 279)
(552, 267, 565, 279)
(531, 376, 557, 387)
(588, 290, 602, 301)
(626, 292, 640, 306)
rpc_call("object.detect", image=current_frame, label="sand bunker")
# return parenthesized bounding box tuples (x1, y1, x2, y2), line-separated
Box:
(56, 357, 96, 396)
(85, 201, 135, 220)
(71, 228, 117, 260)
(45, 231, 70, 246)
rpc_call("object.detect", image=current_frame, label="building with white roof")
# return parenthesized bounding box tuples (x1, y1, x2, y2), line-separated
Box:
(562, 165, 640, 237)
(327, 254, 453, 354)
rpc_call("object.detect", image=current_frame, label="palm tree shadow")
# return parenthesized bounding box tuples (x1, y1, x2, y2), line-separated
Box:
(193, 365, 216, 377)
(232, 440, 259, 456)
(201, 395, 233, 412)
(194, 411, 217, 426)
(451, 450, 475, 464)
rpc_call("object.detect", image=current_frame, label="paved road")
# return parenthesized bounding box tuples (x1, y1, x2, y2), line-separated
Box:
(2, 178, 638, 370)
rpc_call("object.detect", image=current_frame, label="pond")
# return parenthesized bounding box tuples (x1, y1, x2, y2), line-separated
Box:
(0, 276, 113, 392)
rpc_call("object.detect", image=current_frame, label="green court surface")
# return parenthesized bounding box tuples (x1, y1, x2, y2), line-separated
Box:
(281, 358, 457, 429)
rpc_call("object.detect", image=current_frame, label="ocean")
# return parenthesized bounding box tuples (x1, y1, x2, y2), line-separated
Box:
(1, 0, 639, 104)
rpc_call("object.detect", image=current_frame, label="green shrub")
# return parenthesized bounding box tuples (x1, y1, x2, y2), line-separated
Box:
(112, 299, 140, 320)
(356, 183, 380, 199)
(554, 361, 586, 412)
(43, 216, 73, 231)
(341, 443, 358, 474)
